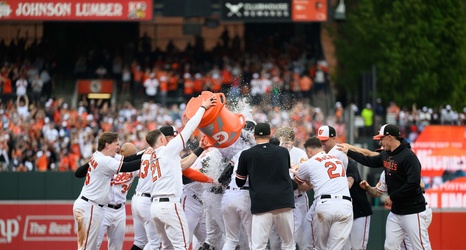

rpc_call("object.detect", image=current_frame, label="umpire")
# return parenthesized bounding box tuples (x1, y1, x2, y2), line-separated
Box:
(236, 122, 296, 250)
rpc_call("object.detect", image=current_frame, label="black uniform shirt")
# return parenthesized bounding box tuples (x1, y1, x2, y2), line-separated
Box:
(347, 159, 373, 219)
(236, 143, 295, 214)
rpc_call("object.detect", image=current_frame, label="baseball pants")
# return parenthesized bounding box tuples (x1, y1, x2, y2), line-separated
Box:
(151, 197, 190, 249)
(96, 205, 126, 250)
(398, 205, 433, 250)
(384, 211, 431, 250)
(313, 198, 353, 250)
(345, 215, 371, 250)
(252, 208, 295, 250)
(73, 198, 105, 250)
(132, 194, 160, 250)
(221, 189, 252, 250)
(182, 192, 207, 248)
(203, 190, 225, 249)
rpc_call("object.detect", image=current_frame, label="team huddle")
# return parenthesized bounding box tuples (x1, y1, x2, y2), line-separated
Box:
(71, 95, 432, 250)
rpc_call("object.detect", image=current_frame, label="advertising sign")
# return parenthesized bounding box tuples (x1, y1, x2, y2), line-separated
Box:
(0, 0, 152, 21)
(412, 126, 466, 208)
(77, 79, 114, 94)
(0, 201, 134, 249)
(291, 0, 327, 22)
(221, 0, 328, 22)
(221, 0, 291, 22)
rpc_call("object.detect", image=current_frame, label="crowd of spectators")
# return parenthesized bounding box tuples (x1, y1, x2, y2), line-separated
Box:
(0, 29, 465, 172)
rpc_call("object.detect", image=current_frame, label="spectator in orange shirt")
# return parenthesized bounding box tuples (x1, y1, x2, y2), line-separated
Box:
(36, 151, 48, 172)
(158, 69, 169, 107)
(58, 151, 70, 172)
(299, 74, 313, 104)
(0, 67, 14, 103)
(183, 73, 194, 102)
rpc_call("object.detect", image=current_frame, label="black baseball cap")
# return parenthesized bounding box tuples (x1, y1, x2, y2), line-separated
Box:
(160, 125, 178, 137)
(373, 124, 400, 140)
(254, 122, 271, 136)
(269, 136, 280, 145)
(244, 120, 256, 131)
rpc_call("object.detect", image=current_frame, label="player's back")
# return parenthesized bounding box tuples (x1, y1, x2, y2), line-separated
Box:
(328, 144, 348, 170)
(135, 147, 154, 194)
(306, 151, 349, 198)
(289, 146, 308, 166)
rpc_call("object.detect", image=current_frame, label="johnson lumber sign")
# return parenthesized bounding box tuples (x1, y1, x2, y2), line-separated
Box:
(0, 0, 152, 21)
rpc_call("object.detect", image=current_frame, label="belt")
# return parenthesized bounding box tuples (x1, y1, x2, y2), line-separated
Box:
(209, 186, 224, 194)
(135, 192, 151, 197)
(151, 197, 181, 203)
(321, 194, 352, 202)
(107, 203, 123, 209)
(81, 196, 104, 207)
(226, 186, 249, 191)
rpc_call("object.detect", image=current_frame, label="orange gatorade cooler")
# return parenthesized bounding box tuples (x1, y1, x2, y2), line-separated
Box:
(183, 91, 245, 148)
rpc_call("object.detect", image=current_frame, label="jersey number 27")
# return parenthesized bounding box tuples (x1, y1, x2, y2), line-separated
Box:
(325, 160, 345, 179)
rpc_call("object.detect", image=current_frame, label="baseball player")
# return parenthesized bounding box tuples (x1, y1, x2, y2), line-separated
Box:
(295, 137, 353, 250)
(270, 126, 308, 249)
(181, 138, 219, 249)
(96, 142, 138, 250)
(131, 145, 161, 250)
(221, 149, 253, 249)
(72, 132, 141, 250)
(149, 97, 216, 249)
(199, 147, 229, 250)
(182, 174, 207, 249)
(236, 122, 296, 250)
(316, 125, 348, 169)
(338, 124, 431, 250)
(344, 159, 373, 250)
(360, 171, 432, 250)
(132, 126, 214, 250)
(316, 125, 371, 249)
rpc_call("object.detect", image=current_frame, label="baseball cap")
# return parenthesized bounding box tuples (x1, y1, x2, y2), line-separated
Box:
(244, 120, 256, 132)
(316, 125, 336, 141)
(269, 136, 280, 145)
(254, 122, 271, 136)
(373, 124, 401, 140)
(160, 125, 178, 137)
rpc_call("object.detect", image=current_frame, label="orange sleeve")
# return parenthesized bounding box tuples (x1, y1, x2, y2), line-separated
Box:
(182, 168, 214, 183)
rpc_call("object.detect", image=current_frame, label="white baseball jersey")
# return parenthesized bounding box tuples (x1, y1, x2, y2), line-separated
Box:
(135, 147, 155, 194)
(109, 171, 137, 204)
(328, 144, 349, 170)
(228, 149, 249, 188)
(296, 151, 349, 198)
(78, 151, 123, 205)
(150, 108, 205, 198)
